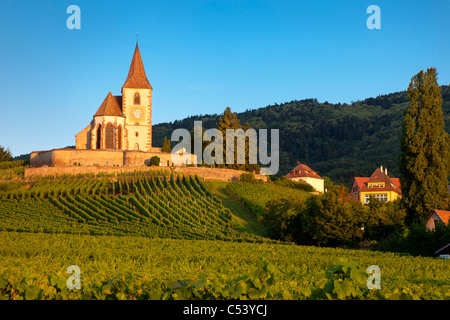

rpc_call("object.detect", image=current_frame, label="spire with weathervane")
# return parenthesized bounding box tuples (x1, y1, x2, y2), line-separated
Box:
(121, 38, 153, 152)
(122, 39, 152, 90)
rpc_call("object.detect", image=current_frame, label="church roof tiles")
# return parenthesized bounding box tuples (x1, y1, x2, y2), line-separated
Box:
(285, 163, 324, 180)
(94, 92, 125, 117)
(122, 43, 152, 90)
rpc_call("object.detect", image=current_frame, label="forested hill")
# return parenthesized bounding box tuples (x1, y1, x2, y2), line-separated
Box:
(153, 85, 450, 186)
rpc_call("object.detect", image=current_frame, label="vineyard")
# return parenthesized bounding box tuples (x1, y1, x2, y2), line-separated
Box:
(1, 173, 449, 300)
(0, 232, 449, 300)
(0, 173, 266, 242)
(225, 181, 311, 219)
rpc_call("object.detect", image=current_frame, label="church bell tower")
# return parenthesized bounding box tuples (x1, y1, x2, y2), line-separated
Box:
(121, 42, 153, 151)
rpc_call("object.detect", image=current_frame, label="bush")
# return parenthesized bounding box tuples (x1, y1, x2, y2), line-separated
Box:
(0, 182, 23, 193)
(291, 188, 367, 247)
(272, 176, 314, 192)
(239, 172, 256, 183)
(148, 156, 160, 167)
(376, 222, 450, 256)
(0, 160, 30, 169)
(363, 198, 406, 241)
(261, 197, 299, 241)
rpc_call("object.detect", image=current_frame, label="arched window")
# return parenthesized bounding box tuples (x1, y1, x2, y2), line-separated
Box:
(105, 123, 115, 149)
(134, 143, 139, 151)
(134, 92, 140, 105)
(117, 125, 122, 150)
(96, 125, 102, 149)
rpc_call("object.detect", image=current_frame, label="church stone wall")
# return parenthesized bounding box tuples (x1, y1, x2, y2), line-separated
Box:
(30, 151, 53, 167)
(24, 165, 268, 182)
(75, 124, 91, 149)
(54, 149, 124, 167)
(30, 149, 197, 168)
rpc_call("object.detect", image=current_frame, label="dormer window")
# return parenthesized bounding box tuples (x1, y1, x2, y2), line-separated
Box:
(368, 183, 385, 188)
(134, 92, 141, 105)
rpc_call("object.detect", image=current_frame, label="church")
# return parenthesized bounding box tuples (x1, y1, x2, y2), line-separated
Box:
(75, 43, 153, 152)
(30, 43, 196, 168)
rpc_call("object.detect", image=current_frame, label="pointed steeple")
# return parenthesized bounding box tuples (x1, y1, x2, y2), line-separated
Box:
(123, 43, 152, 90)
(94, 92, 125, 117)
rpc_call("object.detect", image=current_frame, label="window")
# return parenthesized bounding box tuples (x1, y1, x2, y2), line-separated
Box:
(369, 183, 385, 188)
(105, 123, 115, 149)
(96, 125, 102, 149)
(135, 132, 139, 137)
(364, 193, 388, 204)
(134, 143, 139, 151)
(134, 92, 140, 105)
(117, 126, 122, 150)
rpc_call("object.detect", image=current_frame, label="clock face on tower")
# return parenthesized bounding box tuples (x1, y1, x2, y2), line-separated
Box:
(132, 108, 143, 120)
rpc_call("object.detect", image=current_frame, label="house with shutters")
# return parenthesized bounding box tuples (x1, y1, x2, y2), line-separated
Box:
(349, 166, 401, 204)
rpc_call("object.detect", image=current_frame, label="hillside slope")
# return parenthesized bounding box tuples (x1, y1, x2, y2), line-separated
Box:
(0, 174, 268, 242)
(153, 86, 450, 185)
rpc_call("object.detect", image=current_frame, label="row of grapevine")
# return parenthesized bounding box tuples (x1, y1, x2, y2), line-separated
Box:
(0, 178, 110, 200)
(1, 232, 449, 300)
(0, 174, 267, 242)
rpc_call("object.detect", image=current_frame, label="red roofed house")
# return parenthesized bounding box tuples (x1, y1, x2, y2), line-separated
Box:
(426, 209, 450, 231)
(350, 166, 402, 204)
(285, 162, 324, 193)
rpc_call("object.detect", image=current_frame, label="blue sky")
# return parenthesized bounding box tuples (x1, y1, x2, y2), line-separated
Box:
(0, 0, 449, 156)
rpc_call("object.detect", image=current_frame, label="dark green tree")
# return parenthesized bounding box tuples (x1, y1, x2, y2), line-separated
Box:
(399, 67, 449, 223)
(289, 187, 366, 247)
(217, 107, 242, 133)
(262, 197, 298, 241)
(0, 146, 12, 162)
(364, 198, 406, 241)
(216, 107, 259, 172)
(161, 136, 171, 153)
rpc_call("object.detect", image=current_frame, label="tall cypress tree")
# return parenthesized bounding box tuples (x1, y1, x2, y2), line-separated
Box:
(217, 107, 243, 169)
(399, 67, 449, 223)
(161, 136, 171, 153)
(216, 107, 259, 172)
